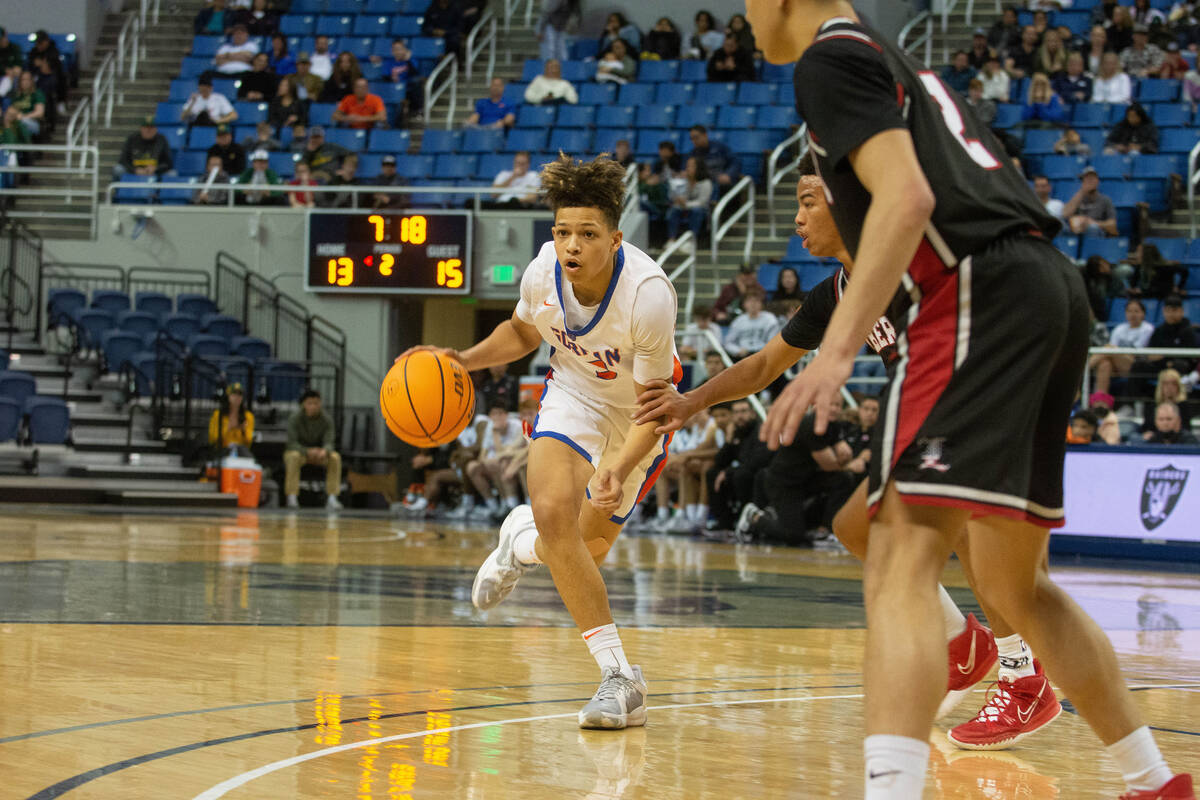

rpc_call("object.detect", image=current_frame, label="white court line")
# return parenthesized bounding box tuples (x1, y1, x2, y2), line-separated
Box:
(191, 692, 865, 799)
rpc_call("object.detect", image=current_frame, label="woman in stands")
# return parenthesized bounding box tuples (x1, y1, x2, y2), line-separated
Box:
(209, 383, 254, 455)
(268, 75, 307, 136)
(772, 267, 804, 303)
(318, 52, 361, 104)
(685, 11, 725, 60)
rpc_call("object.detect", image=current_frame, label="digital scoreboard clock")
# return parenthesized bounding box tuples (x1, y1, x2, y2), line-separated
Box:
(304, 210, 472, 294)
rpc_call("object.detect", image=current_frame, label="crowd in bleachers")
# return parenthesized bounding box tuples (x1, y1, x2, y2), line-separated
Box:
(0, 26, 74, 158)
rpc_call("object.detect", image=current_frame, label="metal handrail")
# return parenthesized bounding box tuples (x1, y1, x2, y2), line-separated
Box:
(504, 0, 535, 32)
(106, 179, 538, 207)
(1188, 138, 1200, 237)
(1082, 346, 1200, 401)
(425, 54, 459, 130)
(710, 175, 755, 266)
(65, 97, 92, 170)
(116, 12, 141, 82)
(899, 10, 933, 67)
(0, 144, 100, 238)
(466, 11, 497, 82)
(617, 162, 638, 231)
(691, 325, 768, 420)
(140, 0, 161, 28)
(92, 53, 117, 128)
(660, 231, 697, 325)
(766, 124, 807, 239)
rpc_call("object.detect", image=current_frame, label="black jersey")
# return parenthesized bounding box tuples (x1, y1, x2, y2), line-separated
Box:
(792, 17, 1060, 267)
(780, 267, 902, 376)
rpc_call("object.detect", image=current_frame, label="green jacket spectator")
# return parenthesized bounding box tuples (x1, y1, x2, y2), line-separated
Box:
(236, 151, 284, 205)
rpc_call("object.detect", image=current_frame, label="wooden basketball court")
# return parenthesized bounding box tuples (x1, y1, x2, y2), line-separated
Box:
(0, 507, 1196, 798)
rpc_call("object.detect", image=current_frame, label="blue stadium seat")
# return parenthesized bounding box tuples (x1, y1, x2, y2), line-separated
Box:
(516, 104, 556, 128)
(1159, 128, 1200, 153)
(569, 39, 600, 60)
(405, 0, 432, 13)
(560, 61, 596, 82)
(675, 105, 717, 129)
(168, 79, 196, 101)
(365, 0, 404, 11)
(506, 128, 547, 152)
(353, 15, 390, 36)
(656, 82, 694, 106)
(1143, 237, 1187, 261)
(394, 154, 434, 179)
(716, 105, 757, 130)
(1091, 153, 1131, 179)
(548, 129, 590, 155)
(775, 82, 795, 107)
(126, 351, 158, 395)
(340, 36, 372, 61)
(214, 356, 254, 391)
(326, 0, 362, 11)
(476, 153, 512, 180)
(159, 178, 199, 205)
(555, 105, 595, 128)
(992, 104, 1023, 129)
(1132, 154, 1177, 179)
(757, 105, 799, 130)
(163, 313, 202, 342)
(1079, 236, 1130, 263)
(617, 83, 656, 106)
(371, 81, 407, 107)
(578, 83, 616, 105)
(1183, 298, 1200, 322)
(634, 130, 673, 156)
(635, 105, 675, 129)
(308, 103, 336, 126)
(188, 127, 217, 149)
(315, 15, 353, 37)
(117, 310, 160, 338)
(356, 154, 382, 178)
(798, 263, 838, 290)
(233, 102, 268, 125)
(679, 60, 707, 82)
(202, 313, 243, 339)
(369, 129, 411, 153)
(1040, 154, 1084, 180)
(135, 292, 173, 320)
(1104, 181, 1144, 207)
(188, 334, 231, 358)
(1071, 102, 1109, 128)
(179, 56, 211, 78)
(279, 14, 316, 35)
(191, 36, 223, 56)
(638, 60, 679, 83)
(1022, 129, 1059, 154)
(290, 0, 323, 13)
(1052, 234, 1080, 259)
(92, 289, 131, 314)
(420, 128, 461, 154)
(155, 102, 185, 125)
(595, 105, 635, 128)
(178, 293, 219, 317)
(114, 174, 157, 204)
(695, 82, 737, 107)
(433, 153, 477, 179)
(0, 397, 18, 443)
(390, 15, 423, 37)
(761, 61, 795, 82)
(461, 128, 504, 153)
(26, 397, 69, 445)
(1136, 78, 1180, 103)
(736, 82, 774, 105)
(757, 263, 783, 292)
(409, 37, 444, 61)
(723, 130, 774, 154)
(324, 128, 367, 151)
(1148, 103, 1191, 127)
(521, 59, 544, 82)
(47, 288, 86, 324)
(263, 361, 309, 404)
(0, 371, 36, 408)
(784, 235, 815, 263)
(592, 128, 636, 154)
(268, 152, 297, 178)
(1078, 129, 1107, 155)
(231, 336, 272, 360)
(101, 331, 142, 373)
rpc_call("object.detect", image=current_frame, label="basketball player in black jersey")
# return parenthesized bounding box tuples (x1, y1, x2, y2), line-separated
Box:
(636, 157, 1060, 745)
(741, 2, 1192, 799)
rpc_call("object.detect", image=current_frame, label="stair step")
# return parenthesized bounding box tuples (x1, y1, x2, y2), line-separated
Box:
(107, 489, 239, 507)
(68, 463, 200, 480)
(72, 437, 168, 453)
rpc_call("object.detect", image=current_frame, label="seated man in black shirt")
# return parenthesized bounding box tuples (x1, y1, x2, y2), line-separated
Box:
(477, 364, 518, 412)
(705, 398, 772, 530)
(1146, 401, 1199, 444)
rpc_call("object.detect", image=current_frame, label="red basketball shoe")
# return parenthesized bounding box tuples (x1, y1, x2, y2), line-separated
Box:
(1119, 775, 1196, 800)
(947, 661, 1062, 750)
(936, 612, 999, 719)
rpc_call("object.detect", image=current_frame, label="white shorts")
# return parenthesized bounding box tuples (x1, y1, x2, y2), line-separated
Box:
(530, 379, 670, 523)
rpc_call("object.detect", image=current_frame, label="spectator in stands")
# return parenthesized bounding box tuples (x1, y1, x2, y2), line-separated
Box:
(1160, 41, 1189, 78)
(284, 388, 342, 510)
(1148, 296, 1199, 374)
(664, 155, 713, 250)
(236, 0, 278, 36)
(422, 0, 464, 57)
(333, 78, 386, 130)
(195, 0, 231, 35)
(1057, 22, 1085, 52)
(1083, 255, 1128, 321)
(988, 6, 1022, 55)
(321, 153, 360, 208)
(688, 125, 739, 189)
(309, 36, 334, 81)
(596, 38, 637, 84)
(466, 76, 516, 129)
(268, 75, 307, 134)
(707, 398, 772, 531)
(702, 349, 727, 382)
(293, 54, 323, 101)
(1132, 0, 1168, 28)
(727, 13, 755, 52)
(214, 24, 257, 74)
(10, 71, 45, 138)
(524, 59, 577, 105)
(1031, 8, 1051, 38)
(1033, 174, 1065, 219)
(182, 75, 237, 126)
(612, 138, 635, 168)
(487, 150, 542, 208)
(978, 54, 1011, 102)
(1107, 5, 1136, 52)
(236, 52, 277, 101)
(845, 395, 878, 470)
(208, 123, 247, 175)
(288, 161, 317, 208)
(373, 39, 423, 121)
(288, 123, 308, 153)
(1089, 297, 1155, 394)
(114, 116, 173, 179)
(940, 50, 979, 95)
(236, 149, 283, 205)
(651, 139, 682, 178)
(724, 289, 779, 360)
(712, 263, 760, 323)
(537, 0, 580, 63)
(478, 364, 519, 412)
(319, 51, 362, 104)
(1054, 52, 1093, 105)
(241, 120, 281, 152)
(965, 78, 997, 126)
(685, 10, 726, 60)
(30, 55, 62, 127)
(1145, 369, 1196, 433)
(677, 305, 716, 361)
(707, 32, 755, 83)
(1084, 25, 1110, 75)
(599, 12, 641, 53)
(462, 402, 526, 519)
(192, 154, 231, 205)
(299, 126, 348, 182)
(1067, 409, 1100, 444)
(1105, 101, 1159, 153)
(1145, 401, 1198, 443)
(1094, 0, 1119, 25)
(773, 266, 804, 302)
(267, 33, 295, 76)
(1063, 165, 1119, 235)
(643, 17, 681, 60)
(0, 105, 30, 148)
(1005, 25, 1039, 79)
(372, 154, 407, 210)
(1093, 51, 1134, 103)
(1035, 28, 1069, 76)
(1088, 391, 1125, 444)
(209, 383, 254, 452)
(967, 28, 994, 70)
(1021, 72, 1068, 124)
(1122, 23, 1165, 76)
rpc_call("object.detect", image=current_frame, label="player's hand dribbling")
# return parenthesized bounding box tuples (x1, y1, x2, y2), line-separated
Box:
(634, 380, 695, 434)
(588, 468, 623, 516)
(395, 345, 464, 365)
(760, 350, 853, 448)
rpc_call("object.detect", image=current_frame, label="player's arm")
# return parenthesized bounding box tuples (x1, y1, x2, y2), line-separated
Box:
(636, 332, 807, 433)
(589, 380, 670, 516)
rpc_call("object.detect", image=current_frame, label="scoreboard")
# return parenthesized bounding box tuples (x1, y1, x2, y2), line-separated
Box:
(304, 210, 472, 294)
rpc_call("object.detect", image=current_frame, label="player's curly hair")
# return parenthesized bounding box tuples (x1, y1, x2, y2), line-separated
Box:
(540, 152, 627, 230)
(798, 150, 816, 176)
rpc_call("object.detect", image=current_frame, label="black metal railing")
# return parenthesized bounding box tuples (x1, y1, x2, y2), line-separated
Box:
(127, 266, 211, 301)
(1, 218, 42, 340)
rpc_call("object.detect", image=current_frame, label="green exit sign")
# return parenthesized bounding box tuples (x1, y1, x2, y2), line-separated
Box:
(491, 264, 517, 285)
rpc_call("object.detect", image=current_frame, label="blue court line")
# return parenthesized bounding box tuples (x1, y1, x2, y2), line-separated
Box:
(0, 671, 864, 745)
(23, 683, 864, 800)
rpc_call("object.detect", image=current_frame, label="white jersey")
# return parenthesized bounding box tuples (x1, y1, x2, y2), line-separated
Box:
(515, 241, 680, 413)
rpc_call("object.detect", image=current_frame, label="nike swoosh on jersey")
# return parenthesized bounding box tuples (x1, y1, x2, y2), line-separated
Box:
(543, 299, 555, 306)
(956, 631, 977, 674)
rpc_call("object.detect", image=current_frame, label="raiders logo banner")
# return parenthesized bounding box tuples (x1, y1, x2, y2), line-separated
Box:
(1141, 466, 1189, 531)
(1061, 450, 1200, 544)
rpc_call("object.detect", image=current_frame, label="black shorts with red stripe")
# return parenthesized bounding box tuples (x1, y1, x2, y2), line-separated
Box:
(866, 234, 1090, 528)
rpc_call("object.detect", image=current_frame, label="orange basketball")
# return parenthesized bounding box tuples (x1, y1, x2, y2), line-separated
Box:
(380, 350, 476, 447)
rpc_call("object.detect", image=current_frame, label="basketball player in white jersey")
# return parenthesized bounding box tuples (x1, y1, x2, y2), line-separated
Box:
(402, 154, 680, 729)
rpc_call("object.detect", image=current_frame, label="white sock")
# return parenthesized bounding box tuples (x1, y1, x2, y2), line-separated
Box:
(864, 735, 929, 800)
(512, 527, 541, 566)
(1108, 726, 1173, 792)
(938, 584, 966, 640)
(582, 623, 634, 678)
(995, 633, 1036, 681)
